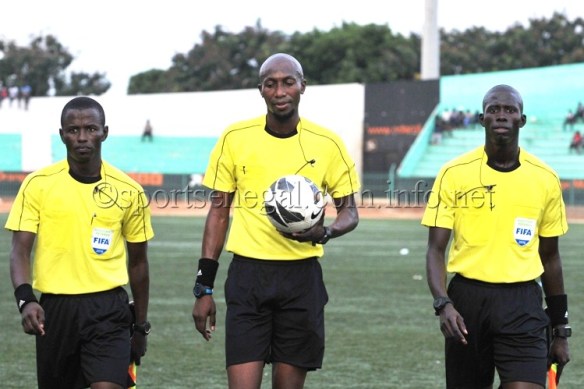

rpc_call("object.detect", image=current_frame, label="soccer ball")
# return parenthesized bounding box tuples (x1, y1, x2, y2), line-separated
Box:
(264, 174, 325, 233)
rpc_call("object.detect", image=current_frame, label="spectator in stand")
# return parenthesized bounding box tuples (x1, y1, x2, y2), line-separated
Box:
(569, 130, 582, 154)
(563, 110, 577, 132)
(473, 110, 481, 128)
(448, 109, 461, 130)
(463, 110, 473, 128)
(141, 119, 153, 142)
(575, 102, 584, 123)
(440, 108, 454, 138)
(8, 85, 19, 107)
(21, 84, 32, 110)
(1, 85, 10, 108)
(431, 113, 445, 145)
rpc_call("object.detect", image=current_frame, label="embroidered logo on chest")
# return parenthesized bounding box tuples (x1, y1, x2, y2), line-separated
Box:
(92, 228, 113, 254)
(514, 218, 536, 246)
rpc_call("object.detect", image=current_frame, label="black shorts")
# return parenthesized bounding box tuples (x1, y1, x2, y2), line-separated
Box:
(36, 287, 134, 389)
(224, 255, 329, 370)
(445, 275, 549, 388)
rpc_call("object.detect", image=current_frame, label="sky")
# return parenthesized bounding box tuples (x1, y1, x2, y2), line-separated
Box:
(2, 0, 583, 95)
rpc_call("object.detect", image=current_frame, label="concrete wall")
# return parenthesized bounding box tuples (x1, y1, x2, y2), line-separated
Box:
(0, 83, 365, 177)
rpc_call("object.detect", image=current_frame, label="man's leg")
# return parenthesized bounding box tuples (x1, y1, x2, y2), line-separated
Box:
(272, 362, 307, 389)
(228, 361, 264, 389)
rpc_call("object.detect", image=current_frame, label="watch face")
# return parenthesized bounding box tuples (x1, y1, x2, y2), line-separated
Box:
(194, 283, 212, 298)
(433, 297, 452, 312)
(134, 321, 151, 335)
(554, 326, 572, 337)
(433, 297, 446, 309)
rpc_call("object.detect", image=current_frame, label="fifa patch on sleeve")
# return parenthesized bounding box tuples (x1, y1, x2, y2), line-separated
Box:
(514, 218, 536, 246)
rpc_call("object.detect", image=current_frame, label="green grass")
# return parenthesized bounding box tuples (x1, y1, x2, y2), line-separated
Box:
(1, 214, 583, 388)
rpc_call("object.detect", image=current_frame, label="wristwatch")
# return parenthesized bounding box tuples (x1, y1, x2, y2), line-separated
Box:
(133, 321, 151, 335)
(552, 325, 572, 338)
(317, 226, 332, 245)
(433, 296, 453, 316)
(193, 283, 213, 298)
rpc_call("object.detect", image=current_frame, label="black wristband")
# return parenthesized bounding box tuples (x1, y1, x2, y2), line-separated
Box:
(196, 258, 219, 288)
(14, 283, 38, 313)
(545, 294, 569, 327)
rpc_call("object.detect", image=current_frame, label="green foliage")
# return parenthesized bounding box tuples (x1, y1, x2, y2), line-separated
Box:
(1, 214, 584, 388)
(288, 23, 420, 84)
(127, 69, 169, 94)
(130, 22, 289, 93)
(129, 13, 584, 93)
(1, 13, 584, 96)
(0, 34, 109, 97)
(55, 71, 111, 96)
(440, 13, 584, 75)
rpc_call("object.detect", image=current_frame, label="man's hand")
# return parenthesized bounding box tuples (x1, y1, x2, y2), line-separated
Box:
(280, 214, 326, 243)
(20, 302, 45, 336)
(192, 296, 216, 341)
(131, 333, 147, 365)
(548, 336, 570, 376)
(438, 304, 468, 345)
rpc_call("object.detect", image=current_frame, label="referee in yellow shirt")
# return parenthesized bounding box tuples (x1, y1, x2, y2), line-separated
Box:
(6, 96, 154, 389)
(191, 53, 360, 389)
(422, 85, 570, 388)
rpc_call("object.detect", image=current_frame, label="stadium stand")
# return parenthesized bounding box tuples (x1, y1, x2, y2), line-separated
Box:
(1, 64, 583, 184)
(49, 135, 217, 175)
(0, 134, 22, 171)
(399, 62, 584, 180)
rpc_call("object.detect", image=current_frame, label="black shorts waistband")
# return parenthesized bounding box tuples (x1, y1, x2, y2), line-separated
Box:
(233, 254, 317, 265)
(41, 286, 126, 299)
(453, 274, 538, 288)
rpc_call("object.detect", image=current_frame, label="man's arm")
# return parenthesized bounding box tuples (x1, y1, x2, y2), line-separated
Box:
(539, 236, 570, 367)
(328, 193, 359, 238)
(426, 227, 450, 299)
(127, 241, 150, 324)
(127, 240, 150, 364)
(201, 190, 233, 259)
(539, 236, 565, 296)
(10, 231, 45, 335)
(192, 190, 233, 340)
(289, 193, 359, 243)
(426, 226, 467, 344)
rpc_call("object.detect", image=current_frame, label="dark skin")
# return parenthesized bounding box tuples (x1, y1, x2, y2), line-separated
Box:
(192, 54, 359, 389)
(10, 106, 149, 389)
(426, 85, 569, 389)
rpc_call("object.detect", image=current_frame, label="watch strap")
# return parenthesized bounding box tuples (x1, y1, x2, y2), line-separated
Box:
(552, 325, 572, 338)
(193, 283, 214, 298)
(317, 226, 332, 245)
(433, 296, 453, 315)
(133, 321, 151, 335)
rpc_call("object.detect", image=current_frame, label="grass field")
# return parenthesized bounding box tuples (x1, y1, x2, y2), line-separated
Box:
(1, 213, 583, 388)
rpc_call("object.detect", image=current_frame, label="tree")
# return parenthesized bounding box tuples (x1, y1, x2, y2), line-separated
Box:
(287, 23, 420, 84)
(0, 35, 110, 96)
(127, 69, 169, 94)
(128, 14, 584, 93)
(439, 13, 584, 75)
(128, 21, 288, 93)
(55, 71, 111, 96)
(4, 14, 584, 96)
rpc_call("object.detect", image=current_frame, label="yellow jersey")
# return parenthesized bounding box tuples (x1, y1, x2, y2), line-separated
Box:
(5, 160, 154, 294)
(422, 146, 568, 283)
(203, 115, 360, 260)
